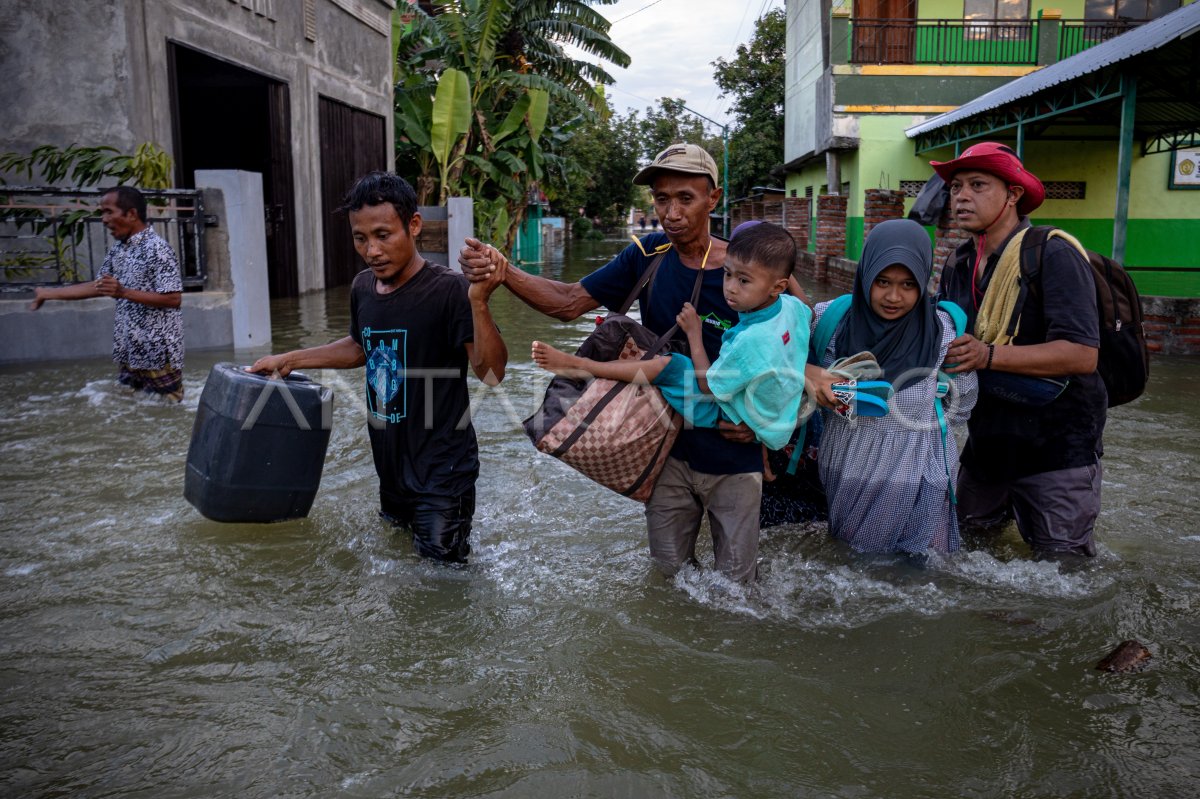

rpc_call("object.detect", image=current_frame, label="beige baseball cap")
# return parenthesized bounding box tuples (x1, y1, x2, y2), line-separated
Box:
(633, 143, 719, 187)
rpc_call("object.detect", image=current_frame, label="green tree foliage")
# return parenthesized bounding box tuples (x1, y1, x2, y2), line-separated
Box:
(392, 1, 629, 247)
(0, 142, 173, 189)
(631, 98, 723, 195)
(548, 94, 640, 229)
(712, 8, 786, 199)
(636, 98, 707, 161)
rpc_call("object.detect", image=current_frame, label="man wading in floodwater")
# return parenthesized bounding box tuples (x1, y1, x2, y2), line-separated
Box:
(250, 172, 507, 564)
(460, 143, 819, 584)
(30, 186, 185, 401)
(934, 143, 1106, 560)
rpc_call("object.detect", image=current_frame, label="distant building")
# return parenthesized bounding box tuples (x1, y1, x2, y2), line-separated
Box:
(783, 0, 1199, 305)
(0, 0, 396, 296)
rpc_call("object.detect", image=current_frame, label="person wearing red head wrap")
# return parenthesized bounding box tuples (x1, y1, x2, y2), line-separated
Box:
(931, 142, 1106, 561)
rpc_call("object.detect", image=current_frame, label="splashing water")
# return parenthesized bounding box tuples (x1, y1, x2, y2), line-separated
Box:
(2, 240, 1198, 798)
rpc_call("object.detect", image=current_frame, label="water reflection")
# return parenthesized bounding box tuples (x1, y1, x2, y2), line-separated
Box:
(1, 234, 1198, 797)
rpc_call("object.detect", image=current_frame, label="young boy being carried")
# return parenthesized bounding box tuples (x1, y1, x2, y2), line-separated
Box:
(533, 221, 811, 489)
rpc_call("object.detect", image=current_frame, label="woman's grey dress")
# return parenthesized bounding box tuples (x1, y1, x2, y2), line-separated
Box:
(814, 302, 978, 554)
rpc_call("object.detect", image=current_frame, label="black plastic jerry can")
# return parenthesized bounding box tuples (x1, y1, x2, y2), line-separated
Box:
(185, 362, 334, 523)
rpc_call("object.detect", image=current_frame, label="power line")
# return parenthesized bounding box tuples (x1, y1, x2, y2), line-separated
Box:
(607, 84, 659, 108)
(607, 84, 731, 131)
(698, 0, 783, 123)
(610, 0, 667, 26)
(605, 0, 787, 125)
(699, 0, 758, 117)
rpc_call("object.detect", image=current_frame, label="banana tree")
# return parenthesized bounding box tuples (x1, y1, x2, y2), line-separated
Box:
(392, 1, 629, 246)
(394, 80, 438, 203)
(429, 67, 472, 204)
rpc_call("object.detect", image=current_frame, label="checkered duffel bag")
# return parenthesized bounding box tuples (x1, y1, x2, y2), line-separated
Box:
(523, 314, 681, 503)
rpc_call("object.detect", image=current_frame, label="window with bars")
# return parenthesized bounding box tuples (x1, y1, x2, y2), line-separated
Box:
(304, 0, 316, 40)
(1043, 181, 1086, 200)
(900, 180, 927, 197)
(1083, 0, 1179, 19)
(964, 0, 1030, 20)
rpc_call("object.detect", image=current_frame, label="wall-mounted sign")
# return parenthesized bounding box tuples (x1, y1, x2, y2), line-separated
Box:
(1169, 149, 1200, 190)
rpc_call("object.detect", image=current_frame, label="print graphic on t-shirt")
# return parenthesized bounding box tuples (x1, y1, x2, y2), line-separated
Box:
(700, 311, 733, 332)
(362, 327, 407, 423)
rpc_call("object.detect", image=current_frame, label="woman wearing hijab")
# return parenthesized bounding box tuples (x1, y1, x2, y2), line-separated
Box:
(813, 219, 978, 555)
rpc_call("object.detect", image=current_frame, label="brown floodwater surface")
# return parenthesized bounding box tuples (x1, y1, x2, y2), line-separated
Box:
(1, 235, 1198, 797)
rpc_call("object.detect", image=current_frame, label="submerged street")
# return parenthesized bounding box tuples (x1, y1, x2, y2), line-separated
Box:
(1, 236, 1198, 797)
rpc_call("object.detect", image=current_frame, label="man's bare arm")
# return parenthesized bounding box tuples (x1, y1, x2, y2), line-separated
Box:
(29, 282, 102, 310)
(248, 336, 366, 377)
(465, 298, 507, 387)
(944, 335, 1098, 376)
(95, 275, 180, 308)
(459, 237, 599, 321)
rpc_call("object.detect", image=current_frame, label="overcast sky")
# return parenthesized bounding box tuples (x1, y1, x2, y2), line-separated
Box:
(586, 0, 786, 130)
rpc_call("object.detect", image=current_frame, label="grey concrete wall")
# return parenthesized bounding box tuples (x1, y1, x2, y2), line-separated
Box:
(416, 198, 475, 271)
(0, 1, 137, 160)
(446, 197, 473, 275)
(200, 187, 233, 292)
(0, 0, 395, 294)
(785, 0, 829, 165)
(0, 292, 233, 365)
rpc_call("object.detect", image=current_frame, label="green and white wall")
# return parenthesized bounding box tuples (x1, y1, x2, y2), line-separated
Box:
(786, 118, 1200, 297)
(783, 0, 1200, 297)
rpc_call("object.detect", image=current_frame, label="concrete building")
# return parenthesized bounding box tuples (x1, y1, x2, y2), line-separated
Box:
(783, 0, 1199, 314)
(1, 0, 396, 297)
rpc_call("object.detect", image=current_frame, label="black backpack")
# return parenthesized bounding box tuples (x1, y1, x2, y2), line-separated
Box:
(1017, 226, 1149, 407)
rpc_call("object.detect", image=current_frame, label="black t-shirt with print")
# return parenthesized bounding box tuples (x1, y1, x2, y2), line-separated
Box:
(349, 262, 478, 498)
(939, 221, 1107, 481)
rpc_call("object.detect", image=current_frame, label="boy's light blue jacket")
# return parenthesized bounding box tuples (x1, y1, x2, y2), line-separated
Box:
(654, 294, 812, 450)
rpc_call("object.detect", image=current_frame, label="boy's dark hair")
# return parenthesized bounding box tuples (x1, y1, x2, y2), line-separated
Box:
(102, 185, 147, 223)
(728, 221, 796, 279)
(338, 171, 418, 226)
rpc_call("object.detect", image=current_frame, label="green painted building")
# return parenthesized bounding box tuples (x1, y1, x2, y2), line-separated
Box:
(784, 0, 1199, 298)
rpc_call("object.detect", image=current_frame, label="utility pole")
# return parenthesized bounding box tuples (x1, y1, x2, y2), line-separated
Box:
(681, 104, 730, 239)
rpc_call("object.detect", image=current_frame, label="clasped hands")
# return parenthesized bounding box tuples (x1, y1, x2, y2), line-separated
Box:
(459, 237, 507, 299)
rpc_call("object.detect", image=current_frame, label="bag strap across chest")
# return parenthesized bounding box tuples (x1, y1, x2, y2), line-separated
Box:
(613, 248, 707, 362)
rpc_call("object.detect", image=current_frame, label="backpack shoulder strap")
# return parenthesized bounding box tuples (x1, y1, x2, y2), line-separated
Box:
(936, 300, 968, 337)
(1013, 226, 1093, 337)
(1018, 225, 1053, 283)
(634, 245, 709, 362)
(998, 225, 1055, 339)
(810, 294, 852, 363)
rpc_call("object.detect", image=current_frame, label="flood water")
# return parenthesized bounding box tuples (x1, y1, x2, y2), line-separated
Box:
(2, 235, 1198, 798)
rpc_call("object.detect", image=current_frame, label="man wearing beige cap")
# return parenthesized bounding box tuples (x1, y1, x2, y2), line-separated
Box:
(460, 143, 767, 583)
